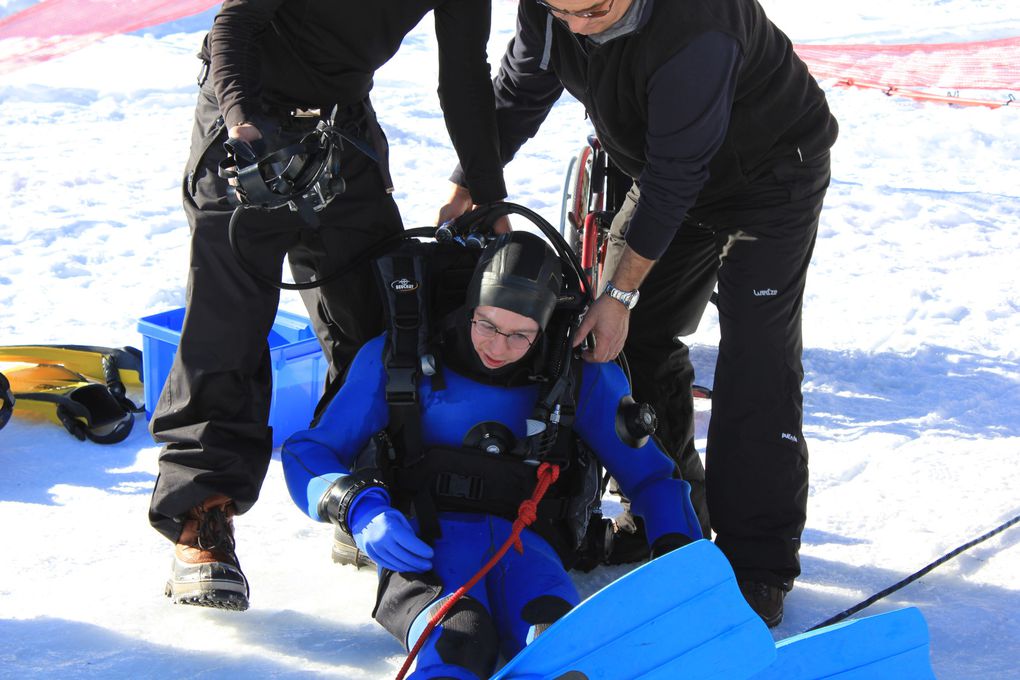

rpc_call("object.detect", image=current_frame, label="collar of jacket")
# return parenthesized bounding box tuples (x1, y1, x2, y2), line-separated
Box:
(585, 0, 653, 44)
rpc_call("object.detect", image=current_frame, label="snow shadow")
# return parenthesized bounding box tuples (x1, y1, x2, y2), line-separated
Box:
(689, 343, 1019, 438)
(784, 544, 1020, 678)
(804, 345, 1019, 439)
(0, 416, 154, 505)
(209, 607, 401, 676)
(0, 615, 385, 678)
(800, 527, 869, 546)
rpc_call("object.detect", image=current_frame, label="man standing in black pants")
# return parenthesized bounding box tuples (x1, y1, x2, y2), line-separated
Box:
(150, 0, 507, 611)
(446, 0, 838, 627)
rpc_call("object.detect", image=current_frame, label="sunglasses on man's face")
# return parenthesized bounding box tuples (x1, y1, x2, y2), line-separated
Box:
(536, 0, 616, 19)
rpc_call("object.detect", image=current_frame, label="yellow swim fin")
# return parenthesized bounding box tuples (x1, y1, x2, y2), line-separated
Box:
(0, 360, 137, 444)
(0, 345, 143, 413)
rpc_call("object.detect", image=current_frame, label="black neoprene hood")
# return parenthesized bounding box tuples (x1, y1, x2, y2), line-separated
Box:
(466, 232, 563, 329)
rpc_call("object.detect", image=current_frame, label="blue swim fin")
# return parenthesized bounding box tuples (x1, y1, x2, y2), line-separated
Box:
(492, 539, 776, 680)
(749, 607, 935, 679)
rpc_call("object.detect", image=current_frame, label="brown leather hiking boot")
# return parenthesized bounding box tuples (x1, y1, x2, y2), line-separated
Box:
(738, 580, 786, 628)
(164, 494, 250, 611)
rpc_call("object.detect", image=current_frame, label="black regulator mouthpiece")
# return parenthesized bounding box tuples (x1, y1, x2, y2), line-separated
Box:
(220, 120, 346, 226)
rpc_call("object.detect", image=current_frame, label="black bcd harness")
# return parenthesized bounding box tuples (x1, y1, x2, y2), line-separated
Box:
(369, 204, 602, 566)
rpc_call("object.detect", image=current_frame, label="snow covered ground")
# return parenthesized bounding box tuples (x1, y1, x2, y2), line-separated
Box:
(1, 1, 1018, 677)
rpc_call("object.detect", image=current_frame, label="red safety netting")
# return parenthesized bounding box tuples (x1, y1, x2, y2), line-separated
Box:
(1, 0, 1018, 108)
(0, 0, 218, 74)
(795, 37, 1020, 108)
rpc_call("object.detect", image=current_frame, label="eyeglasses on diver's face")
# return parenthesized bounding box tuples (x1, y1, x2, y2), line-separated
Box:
(471, 317, 538, 352)
(536, 0, 616, 19)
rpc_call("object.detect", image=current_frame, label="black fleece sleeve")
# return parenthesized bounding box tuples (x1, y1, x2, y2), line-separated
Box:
(208, 0, 283, 130)
(435, 0, 507, 204)
(625, 31, 742, 261)
(450, 4, 564, 191)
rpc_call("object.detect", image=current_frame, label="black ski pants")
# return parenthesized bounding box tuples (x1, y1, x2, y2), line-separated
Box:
(603, 151, 830, 587)
(148, 77, 403, 542)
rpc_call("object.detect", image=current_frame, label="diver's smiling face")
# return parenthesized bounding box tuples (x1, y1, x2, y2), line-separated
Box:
(470, 306, 540, 369)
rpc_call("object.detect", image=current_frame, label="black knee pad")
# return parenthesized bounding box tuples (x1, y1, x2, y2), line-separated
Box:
(431, 595, 499, 679)
(521, 594, 574, 640)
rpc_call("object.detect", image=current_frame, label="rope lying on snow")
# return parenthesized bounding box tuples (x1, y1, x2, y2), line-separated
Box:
(808, 511, 1020, 631)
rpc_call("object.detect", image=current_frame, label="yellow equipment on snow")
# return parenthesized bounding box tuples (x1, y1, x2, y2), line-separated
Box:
(0, 345, 143, 444)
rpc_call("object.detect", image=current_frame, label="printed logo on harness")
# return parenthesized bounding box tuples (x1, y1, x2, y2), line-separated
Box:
(391, 277, 419, 293)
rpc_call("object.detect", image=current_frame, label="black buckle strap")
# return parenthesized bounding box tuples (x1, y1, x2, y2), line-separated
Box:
(196, 58, 210, 87)
(392, 311, 421, 331)
(436, 473, 484, 502)
(99, 352, 143, 413)
(379, 247, 427, 467)
(385, 366, 418, 405)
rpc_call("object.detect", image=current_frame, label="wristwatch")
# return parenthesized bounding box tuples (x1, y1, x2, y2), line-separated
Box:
(604, 281, 640, 310)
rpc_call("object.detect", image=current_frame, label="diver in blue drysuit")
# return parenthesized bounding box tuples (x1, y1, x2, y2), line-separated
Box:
(282, 232, 702, 679)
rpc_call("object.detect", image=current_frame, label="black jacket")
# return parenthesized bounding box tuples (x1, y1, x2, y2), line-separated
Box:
(203, 0, 506, 203)
(468, 0, 838, 259)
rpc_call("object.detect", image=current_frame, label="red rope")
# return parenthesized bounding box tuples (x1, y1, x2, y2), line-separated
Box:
(395, 462, 561, 680)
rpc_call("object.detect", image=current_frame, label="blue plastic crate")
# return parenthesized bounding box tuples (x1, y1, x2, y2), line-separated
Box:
(137, 308, 326, 447)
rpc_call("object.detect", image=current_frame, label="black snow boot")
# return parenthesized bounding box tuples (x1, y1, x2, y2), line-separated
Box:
(165, 494, 250, 611)
(603, 514, 652, 565)
(738, 580, 787, 628)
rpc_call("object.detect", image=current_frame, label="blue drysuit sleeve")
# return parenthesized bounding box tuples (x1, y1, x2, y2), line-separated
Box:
(280, 335, 390, 521)
(573, 362, 702, 545)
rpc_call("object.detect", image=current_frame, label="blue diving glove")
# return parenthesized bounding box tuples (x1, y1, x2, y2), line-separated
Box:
(348, 487, 434, 573)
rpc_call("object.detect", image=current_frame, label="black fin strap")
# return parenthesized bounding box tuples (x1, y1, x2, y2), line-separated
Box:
(18, 388, 135, 445)
(63, 405, 134, 445)
(0, 372, 14, 431)
(100, 353, 143, 413)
